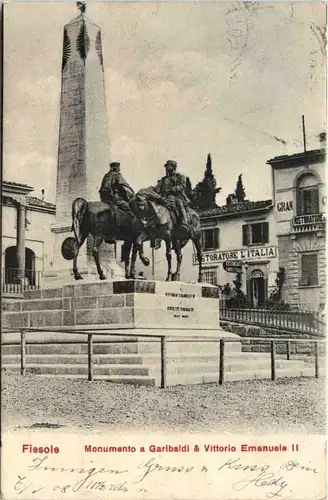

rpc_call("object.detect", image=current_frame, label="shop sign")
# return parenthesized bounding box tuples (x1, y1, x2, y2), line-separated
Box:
(223, 260, 243, 273)
(277, 201, 293, 212)
(293, 213, 325, 226)
(193, 246, 276, 266)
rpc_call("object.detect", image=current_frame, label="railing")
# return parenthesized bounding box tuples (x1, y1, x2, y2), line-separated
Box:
(1, 327, 325, 388)
(2, 268, 42, 295)
(291, 213, 326, 234)
(220, 301, 326, 336)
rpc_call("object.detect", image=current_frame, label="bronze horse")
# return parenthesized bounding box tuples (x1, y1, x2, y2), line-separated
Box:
(70, 198, 149, 280)
(130, 187, 203, 282)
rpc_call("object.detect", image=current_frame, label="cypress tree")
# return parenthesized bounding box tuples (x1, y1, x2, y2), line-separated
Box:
(235, 174, 246, 202)
(192, 153, 221, 209)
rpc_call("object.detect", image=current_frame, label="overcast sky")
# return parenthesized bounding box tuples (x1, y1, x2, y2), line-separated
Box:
(3, 1, 326, 204)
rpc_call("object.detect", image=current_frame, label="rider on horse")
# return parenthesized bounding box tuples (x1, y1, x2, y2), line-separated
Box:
(154, 160, 192, 231)
(99, 162, 138, 229)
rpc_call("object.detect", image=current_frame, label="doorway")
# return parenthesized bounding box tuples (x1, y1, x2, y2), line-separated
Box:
(249, 269, 267, 308)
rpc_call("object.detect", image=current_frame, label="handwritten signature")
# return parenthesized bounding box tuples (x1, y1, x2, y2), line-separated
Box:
(8, 454, 321, 498)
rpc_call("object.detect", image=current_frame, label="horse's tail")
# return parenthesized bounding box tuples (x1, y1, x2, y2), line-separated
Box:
(72, 198, 88, 245)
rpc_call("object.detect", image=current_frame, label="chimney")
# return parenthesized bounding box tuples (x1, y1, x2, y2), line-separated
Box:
(41, 189, 45, 201)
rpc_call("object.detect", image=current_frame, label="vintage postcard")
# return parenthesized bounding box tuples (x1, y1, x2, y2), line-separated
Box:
(1, 1, 326, 499)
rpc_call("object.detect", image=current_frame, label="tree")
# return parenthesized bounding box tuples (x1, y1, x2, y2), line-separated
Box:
(235, 174, 246, 202)
(192, 153, 221, 209)
(231, 271, 247, 307)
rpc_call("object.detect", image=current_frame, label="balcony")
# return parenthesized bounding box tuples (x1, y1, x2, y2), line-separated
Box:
(291, 213, 326, 235)
(2, 268, 42, 296)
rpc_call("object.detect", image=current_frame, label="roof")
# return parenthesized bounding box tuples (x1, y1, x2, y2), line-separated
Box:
(2, 180, 34, 194)
(26, 196, 56, 211)
(198, 199, 273, 219)
(3, 181, 34, 189)
(267, 149, 325, 169)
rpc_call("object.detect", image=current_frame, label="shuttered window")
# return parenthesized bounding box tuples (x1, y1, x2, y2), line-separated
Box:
(300, 253, 318, 286)
(242, 224, 249, 245)
(296, 188, 319, 215)
(201, 267, 218, 285)
(242, 222, 269, 245)
(202, 228, 219, 250)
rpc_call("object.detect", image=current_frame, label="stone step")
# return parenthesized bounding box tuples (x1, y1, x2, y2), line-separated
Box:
(23, 373, 156, 386)
(143, 358, 306, 375)
(2, 339, 242, 356)
(1, 342, 139, 356)
(3, 364, 149, 376)
(137, 340, 242, 354)
(224, 367, 316, 382)
(2, 354, 144, 365)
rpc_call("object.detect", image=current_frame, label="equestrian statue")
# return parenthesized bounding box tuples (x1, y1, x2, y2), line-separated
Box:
(130, 160, 203, 282)
(64, 160, 203, 282)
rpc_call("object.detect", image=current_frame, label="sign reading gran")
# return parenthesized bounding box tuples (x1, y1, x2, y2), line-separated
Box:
(193, 246, 276, 266)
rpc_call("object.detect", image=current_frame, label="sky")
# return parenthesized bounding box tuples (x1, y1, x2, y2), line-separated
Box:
(3, 1, 326, 205)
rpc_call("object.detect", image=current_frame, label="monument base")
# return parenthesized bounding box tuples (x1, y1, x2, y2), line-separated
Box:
(2, 280, 311, 386)
(42, 259, 126, 289)
(2, 280, 242, 386)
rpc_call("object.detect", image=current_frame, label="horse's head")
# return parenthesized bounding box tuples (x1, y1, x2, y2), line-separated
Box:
(130, 190, 152, 217)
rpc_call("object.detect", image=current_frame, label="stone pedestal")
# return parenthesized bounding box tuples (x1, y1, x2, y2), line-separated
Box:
(2, 280, 243, 386)
(2, 280, 226, 331)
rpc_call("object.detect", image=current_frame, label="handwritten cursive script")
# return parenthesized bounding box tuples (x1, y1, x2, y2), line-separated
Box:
(5, 453, 323, 499)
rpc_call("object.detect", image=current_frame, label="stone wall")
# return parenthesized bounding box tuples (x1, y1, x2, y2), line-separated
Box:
(220, 320, 325, 355)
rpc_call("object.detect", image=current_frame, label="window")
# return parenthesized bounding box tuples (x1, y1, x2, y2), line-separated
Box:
(296, 174, 319, 215)
(201, 267, 218, 285)
(202, 228, 219, 250)
(242, 222, 269, 246)
(299, 253, 318, 286)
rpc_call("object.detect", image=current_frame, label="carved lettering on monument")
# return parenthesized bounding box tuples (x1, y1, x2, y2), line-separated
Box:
(165, 292, 197, 319)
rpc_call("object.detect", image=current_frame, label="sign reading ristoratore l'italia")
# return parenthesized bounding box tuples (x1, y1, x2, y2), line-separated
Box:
(193, 246, 276, 266)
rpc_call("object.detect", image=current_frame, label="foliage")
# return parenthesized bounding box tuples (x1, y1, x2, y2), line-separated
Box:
(218, 282, 232, 296)
(264, 268, 290, 310)
(232, 271, 247, 302)
(192, 153, 221, 209)
(235, 174, 246, 202)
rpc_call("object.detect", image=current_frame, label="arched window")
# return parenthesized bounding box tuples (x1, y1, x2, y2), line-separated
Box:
(4, 246, 18, 284)
(296, 173, 319, 216)
(4, 246, 36, 285)
(250, 269, 265, 279)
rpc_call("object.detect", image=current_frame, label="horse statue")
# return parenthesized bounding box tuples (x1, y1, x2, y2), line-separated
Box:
(130, 186, 203, 282)
(64, 198, 149, 280)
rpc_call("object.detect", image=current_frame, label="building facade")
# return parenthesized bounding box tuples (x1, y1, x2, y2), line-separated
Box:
(136, 198, 279, 307)
(194, 200, 279, 307)
(268, 145, 326, 312)
(2, 181, 56, 292)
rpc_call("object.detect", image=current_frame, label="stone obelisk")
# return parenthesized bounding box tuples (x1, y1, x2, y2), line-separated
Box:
(48, 3, 123, 283)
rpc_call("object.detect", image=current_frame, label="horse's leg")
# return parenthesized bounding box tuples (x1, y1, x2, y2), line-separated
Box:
(130, 233, 147, 279)
(172, 239, 182, 282)
(122, 240, 132, 279)
(165, 237, 173, 281)
(73, 234, 87, 280)
(92, 235, 106, 280)
(194, 234, 203, 283)
(130, 242, 138, 280)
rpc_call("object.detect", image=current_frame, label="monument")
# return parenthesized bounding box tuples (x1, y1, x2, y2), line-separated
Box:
(46, 2, 124, 285)
(2, 4, 242, 387)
